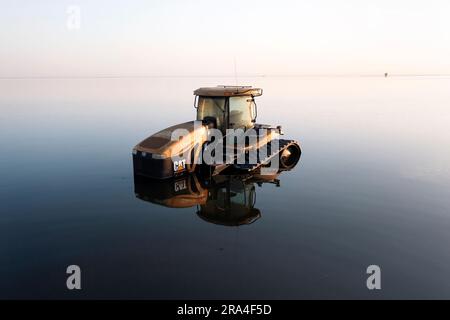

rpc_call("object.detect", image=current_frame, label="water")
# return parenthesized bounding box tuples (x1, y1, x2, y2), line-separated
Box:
(1, 76, 450, 299)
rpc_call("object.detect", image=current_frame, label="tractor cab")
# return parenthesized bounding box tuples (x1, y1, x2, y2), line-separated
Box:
(194, 86, 262, 133)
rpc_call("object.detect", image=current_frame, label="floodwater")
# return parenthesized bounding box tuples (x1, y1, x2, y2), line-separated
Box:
(1, 76, 450, 299)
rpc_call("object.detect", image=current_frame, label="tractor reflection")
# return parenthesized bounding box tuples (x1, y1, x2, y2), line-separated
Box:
(133, 170, 288, 227)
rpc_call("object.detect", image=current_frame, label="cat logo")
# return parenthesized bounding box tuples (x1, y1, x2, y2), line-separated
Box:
(174, 179, 187, 192)
(173, 159, 186, 173)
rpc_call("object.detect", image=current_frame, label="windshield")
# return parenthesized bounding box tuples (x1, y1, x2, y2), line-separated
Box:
(229, 96, 254, 129)
(196, 97, 226, 129)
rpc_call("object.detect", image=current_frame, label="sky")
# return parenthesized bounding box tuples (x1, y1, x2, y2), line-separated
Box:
(1, 0, 450, 77)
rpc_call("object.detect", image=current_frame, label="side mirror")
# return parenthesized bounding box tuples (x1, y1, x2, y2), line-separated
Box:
(250, 99, 257, 122)
(193, 95, 198, 109)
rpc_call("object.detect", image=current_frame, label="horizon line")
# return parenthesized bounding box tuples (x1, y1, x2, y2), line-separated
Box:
(1, 73, 450, 80)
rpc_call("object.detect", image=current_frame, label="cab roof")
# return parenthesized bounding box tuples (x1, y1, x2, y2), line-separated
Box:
(194, 86, 263, 97)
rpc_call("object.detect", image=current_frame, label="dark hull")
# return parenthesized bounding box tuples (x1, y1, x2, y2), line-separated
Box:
(132, 151, 182, 179)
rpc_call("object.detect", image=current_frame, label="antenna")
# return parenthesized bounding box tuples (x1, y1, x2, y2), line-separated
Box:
(233, 57, 238, 86)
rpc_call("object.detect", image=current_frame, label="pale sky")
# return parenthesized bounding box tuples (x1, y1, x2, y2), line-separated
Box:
(1, 0, 450, 77)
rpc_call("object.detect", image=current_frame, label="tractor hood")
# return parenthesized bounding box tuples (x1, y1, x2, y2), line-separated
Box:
(134, 121, 207, 159)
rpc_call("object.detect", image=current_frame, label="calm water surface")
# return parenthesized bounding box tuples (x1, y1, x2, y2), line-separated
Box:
(1, 76, 450, 299)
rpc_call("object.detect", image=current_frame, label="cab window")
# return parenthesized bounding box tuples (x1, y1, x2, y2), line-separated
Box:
(229, 96, 253, 129)
(196, 97, 226, 130)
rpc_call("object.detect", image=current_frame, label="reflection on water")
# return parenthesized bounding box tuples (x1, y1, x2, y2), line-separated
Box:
(134, 170, 292, 227)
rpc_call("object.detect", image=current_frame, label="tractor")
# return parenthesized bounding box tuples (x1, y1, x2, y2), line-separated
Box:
(132, 86, 301, 179)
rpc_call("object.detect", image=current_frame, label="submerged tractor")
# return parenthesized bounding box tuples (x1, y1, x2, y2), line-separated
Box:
(133, 86, 301, 179)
